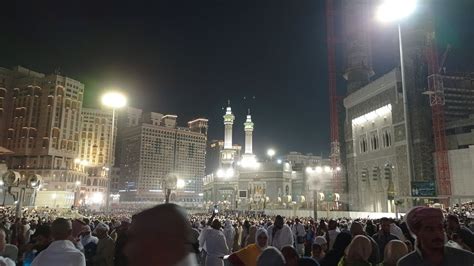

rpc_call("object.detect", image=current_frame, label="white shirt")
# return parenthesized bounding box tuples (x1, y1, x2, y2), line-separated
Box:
(292, 223, 306, 239)
(267, 224, 294, 250)
(31, 240, 86, 266)
(0, 256, 15, 266)
(223, 225, 235, 253)
(201, 228, 228, 258)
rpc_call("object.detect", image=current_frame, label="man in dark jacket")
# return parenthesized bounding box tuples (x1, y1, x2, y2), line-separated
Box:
(372, 217, 398, 261)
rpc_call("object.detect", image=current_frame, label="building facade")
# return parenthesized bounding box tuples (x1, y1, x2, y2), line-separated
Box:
(1, 66, 88, 196)
(445, 115, 474, 202)
(78, 108, 116, 205)
(119, 112, 207, 204)
(344, 69, 412, 212)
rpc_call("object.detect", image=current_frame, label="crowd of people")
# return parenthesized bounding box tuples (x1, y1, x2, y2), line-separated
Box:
(0, 202, 471, 265)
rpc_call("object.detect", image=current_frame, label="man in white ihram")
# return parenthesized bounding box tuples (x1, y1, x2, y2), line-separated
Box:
(199, 219, 228, 266)
(292, 218, 306, 256)
(0, 229, 14, 266)
(267, 215, 294, 250)
(32, 218, 85, 266)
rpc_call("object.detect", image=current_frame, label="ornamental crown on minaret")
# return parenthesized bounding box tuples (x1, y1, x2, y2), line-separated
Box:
(223, 101, 235, 124)
(244, 109, 254, 131)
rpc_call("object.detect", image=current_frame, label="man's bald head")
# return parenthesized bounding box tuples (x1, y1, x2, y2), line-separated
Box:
(125, 204, 191, 266)
(51, 218, 72, 240)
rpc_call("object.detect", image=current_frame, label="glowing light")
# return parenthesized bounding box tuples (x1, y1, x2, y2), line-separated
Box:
(75, 181, 81, 186)
(305, 167, 313, 174)
(336, 166, 342, 172)
(267, 149, 276, 158)
(216, 169, 225, 178)
(74, 158, 81, 164)
(315, 166, 323, 173)
(91, 192, 104, 204)
(177, 179, 185, 189)
(0, 180, 5, 186)
(376, 0, 417, 23)
(352, 104, 392, 126)
(277, 159, 282, 164)
(101, 91, 127, 108)
(324, 166, 332, 173)
(51, 193, 57, 199)
(241, 156, 260, 169)
(225, 168, 235, 178)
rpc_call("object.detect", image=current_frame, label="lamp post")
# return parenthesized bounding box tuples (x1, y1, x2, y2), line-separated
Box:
(1, 171, 41, 219)
(101, 91, 127, 211)
(376, 0, 417, 197)
(74, 181, 81, 208)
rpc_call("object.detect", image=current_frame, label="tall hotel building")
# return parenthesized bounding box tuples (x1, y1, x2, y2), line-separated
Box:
(78, 108, 115, 200)
(0, 66, 87, 192)
(119, 112, 208, 204)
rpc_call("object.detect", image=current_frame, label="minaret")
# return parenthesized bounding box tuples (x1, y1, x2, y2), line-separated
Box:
(343, 0, 374, 93)
(223, 100, 235, 149)
(244, 109, 254, 155)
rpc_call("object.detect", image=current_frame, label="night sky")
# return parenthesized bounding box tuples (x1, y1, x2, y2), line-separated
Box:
(1, 0, 473, 158)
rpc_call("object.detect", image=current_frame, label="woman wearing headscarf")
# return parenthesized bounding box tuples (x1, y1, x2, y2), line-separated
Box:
(320, 231, 352, 266)
(257, 246, 286, 266)
(382, 240, 408, 266)
(338, 235, 372, 266)
(227, 228, 268, 266)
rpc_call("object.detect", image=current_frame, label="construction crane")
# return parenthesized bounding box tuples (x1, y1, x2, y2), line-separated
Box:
(325, 0, 342, 195)
(425, 16, 452, 202)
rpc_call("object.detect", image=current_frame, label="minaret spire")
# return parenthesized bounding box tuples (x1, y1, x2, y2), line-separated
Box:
(223, 101, 235, 149)
(244, 110, 254, 155)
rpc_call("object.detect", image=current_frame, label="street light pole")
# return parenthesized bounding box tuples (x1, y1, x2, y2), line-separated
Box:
(105, 107, 115, 211)
(398, 23, 414, 186)
(377, 0, 417, 205)
(313, 190, 318, 220)
(101, 91, 126, 211)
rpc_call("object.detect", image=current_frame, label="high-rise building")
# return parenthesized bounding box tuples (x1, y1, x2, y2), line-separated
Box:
(79, 108, 115, 166)
(119, 112, 207, 203)
(442, 73, 474, 122)
(445, 115, 474, 202)
(114, 106, 143, 170)
(78, 108, 115, 202)
(2, 66, 87, 192)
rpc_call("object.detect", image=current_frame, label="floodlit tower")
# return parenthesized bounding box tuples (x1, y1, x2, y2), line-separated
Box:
(243, 109, 254, 155)
(223, 100, 235, 149)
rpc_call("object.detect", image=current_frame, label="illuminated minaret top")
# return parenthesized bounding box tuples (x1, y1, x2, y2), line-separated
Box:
(243, 109, 254, 154)
(223, 100, 235, 149)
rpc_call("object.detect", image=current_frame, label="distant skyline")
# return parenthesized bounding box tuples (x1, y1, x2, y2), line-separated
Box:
(1, 0, 473, 157)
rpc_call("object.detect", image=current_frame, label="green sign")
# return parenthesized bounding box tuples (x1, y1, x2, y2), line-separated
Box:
(411, 181, 436, 197)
